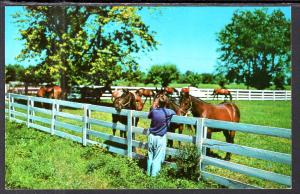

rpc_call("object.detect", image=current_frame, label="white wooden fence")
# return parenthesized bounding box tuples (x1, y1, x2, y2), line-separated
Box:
(5, 93, 291, 189)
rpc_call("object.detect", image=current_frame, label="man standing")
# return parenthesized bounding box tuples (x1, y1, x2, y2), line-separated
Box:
(147, 94, 176, 177)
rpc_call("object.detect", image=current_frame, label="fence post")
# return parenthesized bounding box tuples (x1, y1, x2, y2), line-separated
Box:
(262, 91, 265, 100)
(51, 100, 55, 135)
(31, 99, 35, 123)
(273, 91, 276, 101)
(285, 91, 288, 101)
(196, 118, 205, 175)
(127, 110, 133, 158)
(248, 90, 251, 100)
(87, 106, 91, 140)
(8, 93, 11, 121)
(82, 104, 89, 146)
(236, 91, 239, 100)
(11, 95, 15, 119)
(27, 97, 31, 128)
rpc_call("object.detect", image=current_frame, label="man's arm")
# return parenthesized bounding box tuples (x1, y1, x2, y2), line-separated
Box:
(148, 109, 153, 119)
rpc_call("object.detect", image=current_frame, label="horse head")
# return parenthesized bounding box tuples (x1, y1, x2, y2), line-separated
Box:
(113, 89, 134, 112)
(179, 92, 192, 115)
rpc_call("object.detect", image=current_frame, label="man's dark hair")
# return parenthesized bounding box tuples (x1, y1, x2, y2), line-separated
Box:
(158, 94, 168, 108)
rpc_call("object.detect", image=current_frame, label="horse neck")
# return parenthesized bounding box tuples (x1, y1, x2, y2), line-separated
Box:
(190, 96, 209, 115)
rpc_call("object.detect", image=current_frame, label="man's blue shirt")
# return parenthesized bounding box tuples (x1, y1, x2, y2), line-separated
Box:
(148, 108, 176, 136)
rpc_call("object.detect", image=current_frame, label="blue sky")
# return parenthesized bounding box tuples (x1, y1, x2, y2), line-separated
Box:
(5, 6, 291, 73)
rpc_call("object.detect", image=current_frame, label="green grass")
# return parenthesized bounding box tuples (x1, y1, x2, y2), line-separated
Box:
(5, 99, 291, 189)
(5, 121, 219, 189)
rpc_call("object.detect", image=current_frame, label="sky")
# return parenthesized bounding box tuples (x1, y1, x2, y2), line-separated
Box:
(5, 6, 291, 74)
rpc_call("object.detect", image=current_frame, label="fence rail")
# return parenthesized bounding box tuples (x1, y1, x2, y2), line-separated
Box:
(5, 93, 291, 189)
(7, 85, 291, 101)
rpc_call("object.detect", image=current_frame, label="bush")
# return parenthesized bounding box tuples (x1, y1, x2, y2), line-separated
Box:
(171, 144, 201, 181)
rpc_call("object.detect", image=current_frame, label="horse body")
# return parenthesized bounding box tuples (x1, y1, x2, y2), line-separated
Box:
(180, 94, 240, 160)
(163, 87, 179, 96)
(212, 88, 232, 101)
(48, 85, 62, 99)
(166, 100, 185, 147)
(37, 85, 62, 108)
(136, 88, 155, 105)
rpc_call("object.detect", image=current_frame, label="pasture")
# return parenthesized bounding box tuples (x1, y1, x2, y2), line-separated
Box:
(5, 99, 291, 189)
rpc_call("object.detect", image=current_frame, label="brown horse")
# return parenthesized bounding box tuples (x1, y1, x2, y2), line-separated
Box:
(136, 88, 155, 105)
(112, 89, 144, 111)
(37, 85, 63, 108)
(80, 85, 111, 103)
(111, 89, 123, 102)
(112, 89, 139, 138)
(163, 87, 179, 97)
(212, 88, 232, 101)
(179, 92, 240, 161)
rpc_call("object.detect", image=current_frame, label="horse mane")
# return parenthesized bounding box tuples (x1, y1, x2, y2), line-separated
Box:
(189, 94, 212, 105)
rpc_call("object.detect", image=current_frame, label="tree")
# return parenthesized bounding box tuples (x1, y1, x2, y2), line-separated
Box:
(145, 64, 180, 87)
(5, 64, 25, 83)
(216, 9, 291, 89)
(201, 73, 215, 84)
(14, 6, 158, 97)
(184, 71, 202, 87)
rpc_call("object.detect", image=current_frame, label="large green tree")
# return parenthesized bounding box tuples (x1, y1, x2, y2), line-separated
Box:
(145, 64, 180, 87)
(216, 9, 291, 89)
(14, 6, 158, 96)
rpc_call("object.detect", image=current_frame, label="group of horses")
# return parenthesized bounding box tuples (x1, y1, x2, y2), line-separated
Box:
(35, 84, 238, 161)
(111, 87, 239, 161)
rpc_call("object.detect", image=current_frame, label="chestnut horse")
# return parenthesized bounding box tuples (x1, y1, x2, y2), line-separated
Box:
(37, 85, 63, 108)
(212, 88, 232, 101)
(112, 89, 139, 138)
(136, 88, 155, 105)
(179, 92, 240, 161)
(112, 89, 144, 111)
(163, 87, 179, 97)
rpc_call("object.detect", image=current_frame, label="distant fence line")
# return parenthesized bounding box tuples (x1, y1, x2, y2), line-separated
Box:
(6, 85, 291, 101)
(5, 93, 291, 188)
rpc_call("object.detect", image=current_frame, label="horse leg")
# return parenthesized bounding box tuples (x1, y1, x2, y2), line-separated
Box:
(143, 97, 148, 106)
(167, 125, 174, 148)
(206, 131, 212, 157)
(223, 130, 236, 161)
(178, 124, 183, 147)
(112, 115, 117, 136)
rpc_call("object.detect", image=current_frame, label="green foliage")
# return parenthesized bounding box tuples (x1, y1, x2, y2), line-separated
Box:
(181, 71, 202, 87)
(145, 64, 180, 87)
(14, 6, 158, 89)
(170, 144, 201, 180)
(5, 64, 25, 83)
(216, 8, 291, 89)
(201, 73, 215, 84)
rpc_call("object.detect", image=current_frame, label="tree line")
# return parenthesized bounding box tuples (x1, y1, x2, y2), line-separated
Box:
(6, 7, 291, 92)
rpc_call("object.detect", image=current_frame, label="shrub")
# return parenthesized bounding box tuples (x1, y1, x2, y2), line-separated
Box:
(171, 144, 201, 181)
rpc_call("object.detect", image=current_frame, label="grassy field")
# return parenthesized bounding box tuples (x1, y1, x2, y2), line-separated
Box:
(5, 99, 291, 189)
